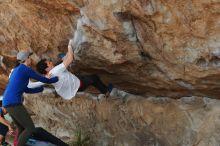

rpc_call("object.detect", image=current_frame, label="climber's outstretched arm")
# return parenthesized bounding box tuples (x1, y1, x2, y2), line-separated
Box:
(63, 40, 74, 68)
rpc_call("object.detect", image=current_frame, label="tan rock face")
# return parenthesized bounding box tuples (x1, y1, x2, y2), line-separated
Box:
(24, 93, 220, 146)
(72, 0, 220, 98)
(1, 0, 220, 97)
(2, 1, 220, 145)
(0, 0, 79, 93)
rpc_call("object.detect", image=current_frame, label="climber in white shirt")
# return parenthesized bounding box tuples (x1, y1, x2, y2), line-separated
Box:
(36, 40, 113, 100)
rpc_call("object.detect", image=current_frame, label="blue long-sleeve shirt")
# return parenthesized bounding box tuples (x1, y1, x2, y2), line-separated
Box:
(3, 64, 58, 107)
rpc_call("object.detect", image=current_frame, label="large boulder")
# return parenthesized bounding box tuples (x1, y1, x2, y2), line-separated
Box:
(72, 0, 220, 98)
(1, 0, 220, 98)
(24, 92, 220, 146)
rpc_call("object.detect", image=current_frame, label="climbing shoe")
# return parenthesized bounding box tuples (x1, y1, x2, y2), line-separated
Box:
(105, 83, 113, 97)
(1, 142, 10, 146)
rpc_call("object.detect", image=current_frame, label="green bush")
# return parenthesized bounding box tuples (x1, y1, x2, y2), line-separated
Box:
(70, 131, 91, 146)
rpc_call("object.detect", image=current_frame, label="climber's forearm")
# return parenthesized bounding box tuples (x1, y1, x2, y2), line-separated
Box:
(63, 40, 74, 68)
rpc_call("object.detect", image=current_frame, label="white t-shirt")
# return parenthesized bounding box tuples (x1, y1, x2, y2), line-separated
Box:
(49, 63, 80, 100)
(28, 81, 45, 88)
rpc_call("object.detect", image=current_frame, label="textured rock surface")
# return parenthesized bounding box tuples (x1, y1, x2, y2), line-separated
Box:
(0, 0, 79, 93)
(2, 1, 220, 146)
(72, 0, 220, 98)
(24, 92, 220, 146)
(1, 0, 220, 98)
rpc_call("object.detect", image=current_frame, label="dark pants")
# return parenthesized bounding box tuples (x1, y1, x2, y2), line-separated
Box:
(33, 127, 69, 146)
(0, 123, 8, 144)
(6, 105, 35, 146)
(7, 105, 68, 146)
(77, 74, 108, 94)
(0, 123, 8, 137)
